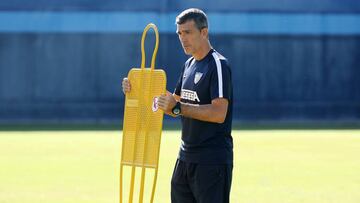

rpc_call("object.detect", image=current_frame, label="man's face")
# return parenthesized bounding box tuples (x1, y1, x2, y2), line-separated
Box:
(176, 20, 206, 55)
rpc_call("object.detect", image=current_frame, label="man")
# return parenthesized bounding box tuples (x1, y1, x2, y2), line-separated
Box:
(122, 8, 233, 203)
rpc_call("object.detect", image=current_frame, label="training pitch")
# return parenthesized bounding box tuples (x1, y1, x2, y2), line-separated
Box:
(0, 130, 359, 203)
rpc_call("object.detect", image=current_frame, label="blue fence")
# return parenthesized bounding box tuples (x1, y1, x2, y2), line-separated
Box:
(0, 1, 359, 124)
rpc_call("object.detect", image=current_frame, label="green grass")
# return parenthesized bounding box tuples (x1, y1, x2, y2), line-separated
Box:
(0, 130, 359, 203)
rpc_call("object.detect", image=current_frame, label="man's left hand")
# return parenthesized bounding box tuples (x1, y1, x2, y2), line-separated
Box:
(157, 91, 177, 114)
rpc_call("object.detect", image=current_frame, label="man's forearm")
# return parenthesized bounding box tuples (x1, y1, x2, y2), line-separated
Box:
(180, 102, 227, 123)
(157, 93, 228, 123)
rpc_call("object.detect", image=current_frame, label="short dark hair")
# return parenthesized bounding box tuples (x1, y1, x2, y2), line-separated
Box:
(175, 8, 208, 31)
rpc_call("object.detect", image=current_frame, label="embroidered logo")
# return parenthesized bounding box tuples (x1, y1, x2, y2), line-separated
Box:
(194, 72, 203, 84)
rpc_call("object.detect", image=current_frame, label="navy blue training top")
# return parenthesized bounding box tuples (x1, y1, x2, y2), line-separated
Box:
(174, 49, 233, 164)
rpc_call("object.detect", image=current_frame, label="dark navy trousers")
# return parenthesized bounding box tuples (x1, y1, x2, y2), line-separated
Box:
(171, 159, 233, 203)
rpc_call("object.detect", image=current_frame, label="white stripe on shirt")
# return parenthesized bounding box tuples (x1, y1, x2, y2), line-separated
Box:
(212, 52, 223, 98)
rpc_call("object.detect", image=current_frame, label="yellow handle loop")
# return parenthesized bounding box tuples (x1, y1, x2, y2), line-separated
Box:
(141, 23, 159, 70)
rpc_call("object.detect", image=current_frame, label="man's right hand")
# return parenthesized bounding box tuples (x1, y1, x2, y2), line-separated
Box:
(122, 78, 131, 94)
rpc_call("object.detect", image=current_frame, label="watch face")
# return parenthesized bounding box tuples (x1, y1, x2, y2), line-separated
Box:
(173, 108, 180, 115)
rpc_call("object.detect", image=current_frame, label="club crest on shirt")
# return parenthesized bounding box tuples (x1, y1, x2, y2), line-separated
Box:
(194, 72, 203, 84)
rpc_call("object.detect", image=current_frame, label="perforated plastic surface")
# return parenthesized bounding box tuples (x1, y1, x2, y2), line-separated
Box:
(121, 68, 166, 167)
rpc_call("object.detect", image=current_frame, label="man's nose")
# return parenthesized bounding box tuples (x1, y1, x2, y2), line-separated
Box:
(179, 34, 186, 40)
(180, 37, 187, 43)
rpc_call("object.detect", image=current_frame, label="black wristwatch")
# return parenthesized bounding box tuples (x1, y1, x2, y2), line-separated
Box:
(172, 102, 181, 116)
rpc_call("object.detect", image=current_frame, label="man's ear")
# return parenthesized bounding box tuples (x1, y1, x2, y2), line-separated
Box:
(201, 28, 208, 38)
